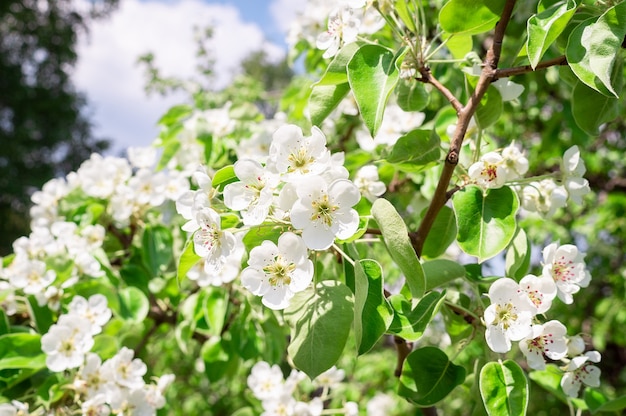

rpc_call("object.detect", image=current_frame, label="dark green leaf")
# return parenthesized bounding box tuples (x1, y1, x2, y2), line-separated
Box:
(141, 225, 173, 277)
(354, 259, 393, 354)
(386, 129, 441, 169)
(396, 79, 430, 112)
(422, 206, 457, 259)
(118, 286, 150, 322)
(527, 0, 578, 69)
(399, 346, 466, 406)
(439, 0, 504, 35)
(388, 291, 446, 341)
(423, 260, 466, 290)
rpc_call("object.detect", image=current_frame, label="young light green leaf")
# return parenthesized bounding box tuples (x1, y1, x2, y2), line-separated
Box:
(567, 2, 626, 98)
(593, 394, 626, 412)
(423, 259, 466, 291)
(505, 228, 531, 279)
(480, 360, 529, 416)
(284, 280, 354, 379)
(315, 42, 362, 87)
(0, 333, 45, 371)
(177, 237, 201, 284)
(157, 104, 192, 126)
(371, 198, 425, 299)
(348, 45, 404, 137)
(452, 185, 519, 263)
(396, 79, 430, 112)
(388, 291, 446, 341)
(527, 0, 578, 69)
(385, 129, 441, 168)
(354, 259, 394, 355)
(212, 165, 237, 191)
(399, 346, 466, 406)
(439, 0, 503, 35)
(118, 286, 150, 323)
(422, 206, 457, 259)
(309, 83, 351, 127)
(395, 0, 417, 33)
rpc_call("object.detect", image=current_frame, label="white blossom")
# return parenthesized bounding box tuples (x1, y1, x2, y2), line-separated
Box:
(316, 6, 360, 58)
(468, 152, 507, 189)
(561, 145, 590, 205)
(354, 165, 386, 202)
(561, 351, 601, 397)
(519, 320, 568, 370)
(517, 274, 557, 315)
(101, 347, 147, 390)
(241, 232, 313, 310)
(521, 179, 567, 217)
(41, 315, 94, 372)
(247, 361, 286, 402)
(192, 208, 237, 274)
(484, 278, 536, 353)
(290, 176, 361, 250)
(501, 144, 529, 181)
(68, 294, 112, 335)
(541, 243, 591, 304)
(492, 78, 525, 101)
(268, 125, 331, 182)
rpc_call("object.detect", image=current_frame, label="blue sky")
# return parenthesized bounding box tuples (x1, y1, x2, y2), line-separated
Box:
(74, 0, 302, 155)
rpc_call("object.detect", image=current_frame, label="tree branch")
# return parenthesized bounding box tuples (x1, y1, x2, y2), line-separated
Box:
(411, 0, 517, 257)
(418, 67, 463, 113)
(496, 55, 567, 79)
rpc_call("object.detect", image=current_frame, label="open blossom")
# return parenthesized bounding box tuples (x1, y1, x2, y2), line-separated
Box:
(290, 176, 361, 250)
(247, 361, 287, 402)
(68, 294, 112, 335)
(192, 208, 237, 274)
(176, 165, 215, 232)
(517, 274, 557, 314)
(561, 145, 590, 205)
(241, 232, 313, 310)
(484, 278, 536, 353)
(561, 351, 601, 397)
(223, 159, 279, 225)
(41, 315, 94, 372)
(468, 152, 508, 189)
(354, 165, 386, 202)
(519, 320, 568, 370)
(501, 144, 529, 181)
(101, 347, 147, 390)
(8, 258, 56, 295)
(521, 179, 567, 217)
(316, 6, 360, 58)
(541, 243, 591, 304)
(268, 125, 330, 182)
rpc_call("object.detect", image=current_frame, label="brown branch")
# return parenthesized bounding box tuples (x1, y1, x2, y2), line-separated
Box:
(418, 67, 463, 113)
(412, 0, 518, 257)
(496, 55, 567, 79)
(394, 335, 413, 377)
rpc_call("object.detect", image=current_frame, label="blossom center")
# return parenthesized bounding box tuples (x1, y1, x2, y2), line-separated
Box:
(287, 148, 313, 173)
(310, 194, 338, 227)
(263, 256, 296, 287)
(494, 303, 518, 330)
(482, 163, 498, 182)
(552, 256, 575, 282)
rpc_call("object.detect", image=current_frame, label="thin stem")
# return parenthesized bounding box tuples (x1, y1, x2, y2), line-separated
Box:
(332, 243, 355, 266)
(417, 67, 463, 113)
(496, 55, 568, 79)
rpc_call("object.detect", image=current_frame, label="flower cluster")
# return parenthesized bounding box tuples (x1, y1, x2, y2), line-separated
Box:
(178, 124, 363, 309)
(468, 143, 529, 189)
(483, 242, 598, 397)
(521, 145, 591, 217)
(247, 361, 358, 416)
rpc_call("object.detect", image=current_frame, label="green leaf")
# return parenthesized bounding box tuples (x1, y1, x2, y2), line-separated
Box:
(0, 309, 9, 335)
(284, 280, 354, 379)
(388, 291, 446, 341)
(0, 333, 45, 371)
(202, 287, 229, 337)
(567, 2, 626, 98)
(385, 129, 441, 169)
(439, 0, 504, 35)
(422, 206, 457, 259)
(594, 394, 626, 412)
(118, 286, 150, 323)
(315, 42, 362, 87)
(399, 346, 466, 406)
(371, 198, 425, 299)
(505, 228, 531, 279)
(348, 45, 404, 137)
(453, 185, 519, 263)
(353, 259, 394, 355)
(423, 260, 466, 291)
(396, 79, 430, 112)
(395, 0, 417, 33)
(572, 78, 621, 136)
(141, 225, 173, 277)
(158, 104, 192, 126)
(212, 165, 238, 191)
(480, 360, 529, 416)
(527, 0, 578, 69)
(177, 237, 201, 284)
(27, 295, 54, 334)
(309, 83, 351, 127)
(529, 364, 585, 407)
(475, 86, 503, 129)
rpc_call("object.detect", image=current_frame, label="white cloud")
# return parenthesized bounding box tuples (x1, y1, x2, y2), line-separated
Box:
(74, 0, 284, 155)
(269, 0, 306, 34)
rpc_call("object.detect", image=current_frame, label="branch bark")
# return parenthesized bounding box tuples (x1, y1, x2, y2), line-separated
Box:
(496, 55, 568, 79)
(412, 0, 518, 257)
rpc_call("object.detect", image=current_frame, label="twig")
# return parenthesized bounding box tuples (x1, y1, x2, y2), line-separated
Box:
(412, 0, 518, 257)
(417, 67, 463, 113)
(393, 335, 413, 377)
(496, 55, 568, 79)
